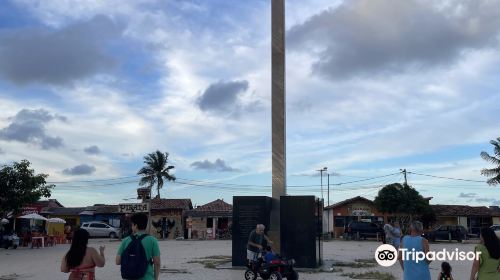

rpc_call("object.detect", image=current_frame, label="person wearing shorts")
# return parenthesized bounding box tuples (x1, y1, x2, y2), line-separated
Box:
(247, 224, 272, 262)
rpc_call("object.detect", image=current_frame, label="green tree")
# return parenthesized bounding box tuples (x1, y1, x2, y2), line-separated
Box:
(374, 183, 435, 233)
(137, 150, 176, 199)
(0, 160, 54, 218)
(480, 137, 500, 185)
(373, 183, 402, 213)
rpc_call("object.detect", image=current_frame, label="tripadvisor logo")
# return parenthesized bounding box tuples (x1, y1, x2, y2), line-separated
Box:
(375, 244, 398, 267)
(374, 244, 481, 267)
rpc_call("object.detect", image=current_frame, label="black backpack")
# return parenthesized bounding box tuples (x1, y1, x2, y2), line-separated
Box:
(120, 234, 151, 279)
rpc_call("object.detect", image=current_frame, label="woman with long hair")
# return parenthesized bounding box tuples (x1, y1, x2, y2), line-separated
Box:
(469, 227, 500, 280)
(61, 229, 105, 280)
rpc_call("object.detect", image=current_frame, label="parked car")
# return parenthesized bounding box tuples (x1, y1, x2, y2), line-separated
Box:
(425, 225, 467, 242)
(345, 221, 384, 240)
(81, 222, 119, 238)
(491, 225, 500, 239)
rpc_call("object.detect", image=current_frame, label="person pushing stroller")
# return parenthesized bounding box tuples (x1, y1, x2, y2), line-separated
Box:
(244, 238, 299, 280)
(247, 224, 273, 264)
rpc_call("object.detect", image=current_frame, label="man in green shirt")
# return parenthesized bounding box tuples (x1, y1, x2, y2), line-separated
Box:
(116, 213, 161, 280)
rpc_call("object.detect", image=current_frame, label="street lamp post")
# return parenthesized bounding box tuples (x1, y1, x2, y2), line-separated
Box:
(316, 167, 327, 236)
(317, 167, 327, 201)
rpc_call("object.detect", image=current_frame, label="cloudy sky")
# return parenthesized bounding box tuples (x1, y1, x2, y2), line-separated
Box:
(0, 0, 499, 207)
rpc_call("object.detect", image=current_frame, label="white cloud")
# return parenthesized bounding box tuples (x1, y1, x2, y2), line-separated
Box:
(13, 0, 152, 27)
(2, 1, 500, 207)
(287, 0, 500, 80)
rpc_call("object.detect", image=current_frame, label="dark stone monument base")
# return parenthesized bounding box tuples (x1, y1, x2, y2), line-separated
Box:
(232, 195, 323, 268)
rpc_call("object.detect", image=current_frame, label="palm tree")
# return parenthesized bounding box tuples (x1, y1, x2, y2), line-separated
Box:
(137, 150, 176, 199)
(480, 137, 500, 186)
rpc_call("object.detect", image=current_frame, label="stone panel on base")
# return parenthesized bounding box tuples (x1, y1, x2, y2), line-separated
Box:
(280, 195, 323, 268)
(232, 196, 272, 266)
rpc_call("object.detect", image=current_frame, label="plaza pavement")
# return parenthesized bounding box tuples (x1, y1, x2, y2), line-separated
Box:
(0, 239, 478, 280)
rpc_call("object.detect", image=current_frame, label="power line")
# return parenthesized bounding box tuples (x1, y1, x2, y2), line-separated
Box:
(47, 175, 140, 184)
(175, 174, 402, 193)
(409, 181, 489, 187)
(49, 172, 414, 193)
(331, 172, 401, 185)
(318, 173, 400, 197)
(176, 178, 273, 188)
(407, 171, 487, 183)
(176, 177, 323, 188)
(53, 179, 140, 189)
(48, 171, 401, 189)
(174, 173, 401, 188)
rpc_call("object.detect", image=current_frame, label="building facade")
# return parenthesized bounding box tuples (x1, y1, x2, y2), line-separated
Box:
(431, 205, 495, 236)
(12, 199, 64, 234)
(325, 196, 499, 238)
(80, 205, 122, 227)
(148, 198, 193, 239)
(185, 199, 232, 239)
(42, 207, 85, 235)
(491, 206, 500, 225)
(324, 196, 389, 238)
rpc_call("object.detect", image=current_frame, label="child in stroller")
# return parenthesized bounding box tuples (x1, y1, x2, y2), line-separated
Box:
(244, 246, 299, 280)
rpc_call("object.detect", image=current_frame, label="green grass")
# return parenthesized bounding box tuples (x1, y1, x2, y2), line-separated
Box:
(187, 255, 232, 269)
(341, 271, 396, 280)
(159, 268, 189, 274)
(354, 258, 377, 264)
(0, 274, 21, 280)
(332, 261, 376, 268)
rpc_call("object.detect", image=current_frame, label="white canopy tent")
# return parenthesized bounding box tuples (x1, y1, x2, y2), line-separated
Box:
(18, 213, 47, 221)
(47, 218, 66, 224)
(18, 213, 48, 233)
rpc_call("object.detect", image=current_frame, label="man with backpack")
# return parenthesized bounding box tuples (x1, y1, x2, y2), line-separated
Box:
(116, 213, 161, 280)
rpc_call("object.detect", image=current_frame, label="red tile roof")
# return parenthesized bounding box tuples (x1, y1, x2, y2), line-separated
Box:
(325, 196, 373, 210)
(36, 199, 64, 208)
(42, 207, 86, 216)
(185, 199, 232, 218)
(186, 199, 233, 217)
(94, 205, 120, 214)
(148, 198, 193, 210)
(194, 199, 232, 212)
(432, 205, 492, 216)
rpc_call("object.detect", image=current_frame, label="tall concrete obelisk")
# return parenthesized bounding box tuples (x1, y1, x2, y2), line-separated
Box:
(269, 0, 286, 254)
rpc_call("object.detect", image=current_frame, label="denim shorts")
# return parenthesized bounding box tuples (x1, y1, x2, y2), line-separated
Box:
(247, 250, 258, 261)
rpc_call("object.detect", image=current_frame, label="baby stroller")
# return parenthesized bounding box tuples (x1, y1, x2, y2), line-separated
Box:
(244, 251, 299, 280)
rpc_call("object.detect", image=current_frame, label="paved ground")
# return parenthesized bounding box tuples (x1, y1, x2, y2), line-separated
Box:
(0, 239, 478, 279)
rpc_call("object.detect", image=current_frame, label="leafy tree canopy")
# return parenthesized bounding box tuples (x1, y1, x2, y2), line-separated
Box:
(0, 160, 54, 217)
(480, 137, 500, 186)
(374, 183, 435, 231)
(137, 150, 175, 199)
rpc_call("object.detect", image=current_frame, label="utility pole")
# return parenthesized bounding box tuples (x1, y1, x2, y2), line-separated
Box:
(327, 173, 330, 208)
(401, 169, 408, 185)
(327, 172, 330, 236)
